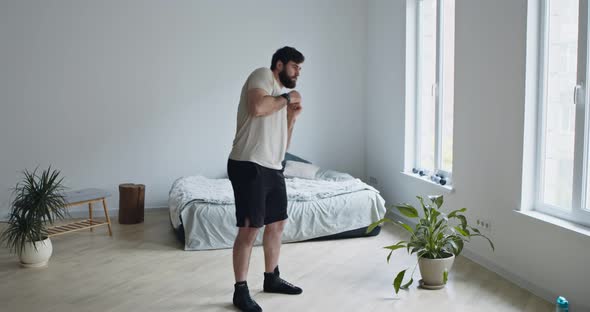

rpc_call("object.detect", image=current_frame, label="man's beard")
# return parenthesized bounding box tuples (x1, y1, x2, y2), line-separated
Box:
(279, 69, 296, 89)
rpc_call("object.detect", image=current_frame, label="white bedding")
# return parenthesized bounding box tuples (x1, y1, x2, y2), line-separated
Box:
(169, 175, 386, 250)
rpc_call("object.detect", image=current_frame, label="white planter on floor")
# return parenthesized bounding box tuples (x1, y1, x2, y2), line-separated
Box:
(418, 253, 455, 287)
(18, 237, 53, 268)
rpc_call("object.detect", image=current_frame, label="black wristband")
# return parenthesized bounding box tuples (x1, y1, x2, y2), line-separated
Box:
(280, 93, 291, 105)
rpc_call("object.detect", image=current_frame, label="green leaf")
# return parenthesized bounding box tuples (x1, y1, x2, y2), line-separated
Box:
(2, 166, 67, 255)
(383, 242, 407, 251)
(433, 218, 446, 233)
(397, 221, 415, 234)
(393, 269, 407, 294)
(446, 240, 458, 255)
(457, 215, 468, 229)
(443, 270, 449, 284)
(473, 234, 495, 251)
(400, 278, 414, 290)
(429, 208, 442, 228)
(428, 195, 444, 209)
(454, 226, 469, 237)
(396, 204, 419, 218)
(463, 227, 471, 236)
(407, 241, 424, 254)
(416, 196, 429, 217)
(416, 196, 426, 208)
(366, 217, 393, 234)
(453, 237, 464, 255)
(487, 237, 495, 251)
(383, 241, 406, 263)
(447, 208, 467, 219)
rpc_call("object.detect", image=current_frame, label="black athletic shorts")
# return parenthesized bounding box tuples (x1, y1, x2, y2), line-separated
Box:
(227, 159, 288, 228)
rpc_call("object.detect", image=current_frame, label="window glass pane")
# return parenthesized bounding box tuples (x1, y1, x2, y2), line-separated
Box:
(417, 0, 437, 170)
(542, 0, 578, 210)
(441, 0, 455, 172)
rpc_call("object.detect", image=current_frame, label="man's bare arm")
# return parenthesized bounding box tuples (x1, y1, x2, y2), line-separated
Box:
(287, 118, 296, 150)
(286, 103, 302, 150)
(248, 89, 302, 117)
(247, 89, 286, 117)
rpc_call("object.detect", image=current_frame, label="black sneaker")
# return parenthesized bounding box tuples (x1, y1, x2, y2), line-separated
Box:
(263, 266, 303, 295)
(233, 282, 262, 312)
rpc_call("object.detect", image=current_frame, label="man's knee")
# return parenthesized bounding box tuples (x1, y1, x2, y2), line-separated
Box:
(266, 219, 287, 234)
(236, 222, 259, 245)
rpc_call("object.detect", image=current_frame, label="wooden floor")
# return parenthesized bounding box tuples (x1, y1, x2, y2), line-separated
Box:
(0, 209, 551, 312)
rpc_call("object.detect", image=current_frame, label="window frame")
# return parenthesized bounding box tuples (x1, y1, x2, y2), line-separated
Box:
(411, 0, 454, 182)
(533, 0, 590, 227)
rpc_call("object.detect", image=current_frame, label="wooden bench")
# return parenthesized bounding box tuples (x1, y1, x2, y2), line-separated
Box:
(47, 188, 113, 237)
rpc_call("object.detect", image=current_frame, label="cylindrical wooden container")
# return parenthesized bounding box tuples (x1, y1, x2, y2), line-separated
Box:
(118, 183, 145, 224)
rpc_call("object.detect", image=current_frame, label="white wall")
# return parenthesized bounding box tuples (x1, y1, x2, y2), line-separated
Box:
(6, 0, 587, 307)
(0, 0, 368, 215)
(367, 0, 590, 310)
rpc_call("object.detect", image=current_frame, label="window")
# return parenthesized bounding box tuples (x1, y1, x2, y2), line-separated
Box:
(407, 0, 455, 185)
(530, 0, 590, 226)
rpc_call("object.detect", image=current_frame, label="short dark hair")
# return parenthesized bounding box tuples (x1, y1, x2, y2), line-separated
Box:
(270, 46, 305, 70)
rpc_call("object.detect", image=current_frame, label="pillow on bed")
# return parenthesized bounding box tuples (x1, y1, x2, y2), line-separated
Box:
(315, 169, 355, 181)
(283, 160, 320, 179)
(282, 152, 312, 168)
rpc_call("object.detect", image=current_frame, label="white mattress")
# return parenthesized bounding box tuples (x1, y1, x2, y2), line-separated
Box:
(169, 176, 387, 250)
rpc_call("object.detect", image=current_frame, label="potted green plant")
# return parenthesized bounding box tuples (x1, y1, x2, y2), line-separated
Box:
(0, 167, 68, 267)
(367, 195, 494, 293)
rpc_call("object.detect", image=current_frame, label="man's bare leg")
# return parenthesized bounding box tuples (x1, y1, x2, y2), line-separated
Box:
(262, 219, 302, 295)
(262, 219, 286, 273)
(233, 219, 259, 282)
(232, 219, 262, 311)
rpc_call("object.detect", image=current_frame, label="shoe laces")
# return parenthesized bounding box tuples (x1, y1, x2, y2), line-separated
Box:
(277, 277, 296, 288)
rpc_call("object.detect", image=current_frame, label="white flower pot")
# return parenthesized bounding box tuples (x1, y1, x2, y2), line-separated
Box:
(418, 253, 455, 287)
(18, 237, 53, 268)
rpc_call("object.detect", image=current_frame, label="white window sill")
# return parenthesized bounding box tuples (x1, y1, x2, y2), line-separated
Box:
(514, 210, 590, 238)
(400, 171, 454, 193)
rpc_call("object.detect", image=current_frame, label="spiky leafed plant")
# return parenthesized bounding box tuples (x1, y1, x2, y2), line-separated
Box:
(367, 195, 494, 294)
(0, 167, 68, 255)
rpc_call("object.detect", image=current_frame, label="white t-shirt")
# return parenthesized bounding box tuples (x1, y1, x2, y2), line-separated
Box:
(228, 67, 287, 170)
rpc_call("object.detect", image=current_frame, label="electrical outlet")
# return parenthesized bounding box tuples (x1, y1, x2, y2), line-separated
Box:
(369, 176, 378, 185)
(475, 218, 492, 233)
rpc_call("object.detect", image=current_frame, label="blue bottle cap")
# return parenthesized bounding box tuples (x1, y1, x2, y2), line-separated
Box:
(556, 296, 569, 307)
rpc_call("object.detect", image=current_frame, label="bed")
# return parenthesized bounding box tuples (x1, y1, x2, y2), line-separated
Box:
(168, 157, 387, 250)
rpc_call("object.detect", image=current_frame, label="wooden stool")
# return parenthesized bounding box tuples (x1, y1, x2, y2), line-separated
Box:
(47, 188, 113, 237)
(118, 183, 145, 224)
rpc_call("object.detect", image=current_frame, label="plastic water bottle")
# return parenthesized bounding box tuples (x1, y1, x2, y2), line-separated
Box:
(555, 296, 568, 312)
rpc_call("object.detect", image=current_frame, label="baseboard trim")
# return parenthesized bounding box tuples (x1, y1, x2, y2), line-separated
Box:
(458, 248, 557, 305)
